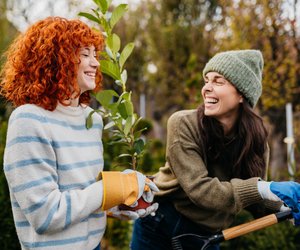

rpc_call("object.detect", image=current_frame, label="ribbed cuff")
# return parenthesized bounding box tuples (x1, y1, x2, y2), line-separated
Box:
(232, 177, 263, 209)
(264, 200, 283, 211)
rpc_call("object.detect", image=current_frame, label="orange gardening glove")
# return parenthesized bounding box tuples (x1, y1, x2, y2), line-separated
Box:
(99, 170, 158, 211)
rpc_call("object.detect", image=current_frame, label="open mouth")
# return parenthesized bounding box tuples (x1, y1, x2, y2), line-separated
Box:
(205, 97, 218, 104)
(84, 71, 96, 78)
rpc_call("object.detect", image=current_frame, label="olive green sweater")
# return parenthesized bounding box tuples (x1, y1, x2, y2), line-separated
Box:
(154, 109, 281, 232)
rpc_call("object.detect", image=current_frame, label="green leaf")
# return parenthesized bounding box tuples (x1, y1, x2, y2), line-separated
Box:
(105, 46, 115, 60)
(112, 33, 121, 53)
(99, 17, 110, 35)
(78, 12, 101, 24)
(86, 111, 96, 129)
(110, 4, 128, 29)
(115, 80, 122, 87)
(95, 89, 119, 108)
(108, 103, 119, 116)
(134, 139, 145, 154)
(118, 154, 132, 158)
(119, 43, 134, 69)
(117, 101, 129, 119)
(117, 99, 134, 120)
(100, 60, 121, 80)
(124, 116, 133, 136)
(121, 69, 127, 84)
(120, 91, 131, 102)
(91, 8, 101, 19)
(133, 128, 147, 138)
(106, 35, 113, 50)
(104, 121, 115, 130)
(97, 0, 108, 14)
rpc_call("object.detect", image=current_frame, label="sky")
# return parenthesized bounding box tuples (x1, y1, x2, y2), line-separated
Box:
(6, 0, 142, 32)
(6, 0, 300, 32)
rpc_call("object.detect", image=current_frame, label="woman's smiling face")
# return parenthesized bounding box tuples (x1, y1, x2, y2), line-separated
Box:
(202, 72, 243, 125)
(77, 46, 100, 94)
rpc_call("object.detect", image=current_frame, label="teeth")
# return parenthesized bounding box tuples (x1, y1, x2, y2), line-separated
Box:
(85, 72, 96, 77)
(205, 98, 218, 103)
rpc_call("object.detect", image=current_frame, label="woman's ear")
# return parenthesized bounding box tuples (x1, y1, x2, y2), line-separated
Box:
(239, 95, 243, 103)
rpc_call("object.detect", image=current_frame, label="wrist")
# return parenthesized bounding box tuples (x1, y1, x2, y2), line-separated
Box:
(257, 180, 281, 202)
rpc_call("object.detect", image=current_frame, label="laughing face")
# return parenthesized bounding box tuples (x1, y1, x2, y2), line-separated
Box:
(202, 72, 243, 126)
(77, 46, 100, 93)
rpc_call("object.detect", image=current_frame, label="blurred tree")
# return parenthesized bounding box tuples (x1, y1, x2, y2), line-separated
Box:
(0, 0, 18, 119)
(0, 1, 19, 248)
(142, 0, 220, 118)
(111, 0, 222, 142)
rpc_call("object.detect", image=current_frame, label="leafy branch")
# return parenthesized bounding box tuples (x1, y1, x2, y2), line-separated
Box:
(80, 0, 146, 170)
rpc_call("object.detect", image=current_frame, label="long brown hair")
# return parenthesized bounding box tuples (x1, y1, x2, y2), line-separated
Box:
(197, 101, 268, 179)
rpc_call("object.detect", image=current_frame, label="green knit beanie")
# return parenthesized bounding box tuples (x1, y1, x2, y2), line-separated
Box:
(202, 50, 263, 107)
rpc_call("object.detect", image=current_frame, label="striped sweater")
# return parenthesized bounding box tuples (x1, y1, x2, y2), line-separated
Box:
(4, 103, 106, 250)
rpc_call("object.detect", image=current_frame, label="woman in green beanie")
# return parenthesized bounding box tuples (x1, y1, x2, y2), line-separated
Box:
(131, 50, 300, 250)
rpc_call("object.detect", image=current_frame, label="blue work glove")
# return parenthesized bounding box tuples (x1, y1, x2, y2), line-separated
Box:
(270, 181, 300, 225)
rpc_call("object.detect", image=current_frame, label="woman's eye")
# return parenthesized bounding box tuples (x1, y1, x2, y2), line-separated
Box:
(215, 81, 225, 85)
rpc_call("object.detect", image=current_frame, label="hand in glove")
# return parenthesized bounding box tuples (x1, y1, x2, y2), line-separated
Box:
(108, 203, 159, 220)
(270, 181, 300, 226)
(99, 169, 159, 210)
(258, 180, 300, 226)
(123, 169, 159, 204)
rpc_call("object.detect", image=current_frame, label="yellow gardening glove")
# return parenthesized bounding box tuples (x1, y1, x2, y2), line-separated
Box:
(99, 169, 158, 210)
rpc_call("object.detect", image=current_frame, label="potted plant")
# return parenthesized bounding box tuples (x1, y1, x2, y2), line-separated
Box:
(79, 0, 152, 210)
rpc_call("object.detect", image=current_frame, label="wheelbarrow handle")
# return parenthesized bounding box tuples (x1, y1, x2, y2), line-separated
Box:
(222, 210, 293, 241)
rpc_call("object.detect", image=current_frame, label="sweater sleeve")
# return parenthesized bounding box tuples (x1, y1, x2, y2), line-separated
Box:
(4, 108, 104, 234)
(166, 111, 263, 214)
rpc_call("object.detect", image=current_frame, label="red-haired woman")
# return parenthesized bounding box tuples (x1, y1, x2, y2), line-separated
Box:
(0, 17, 158, 250)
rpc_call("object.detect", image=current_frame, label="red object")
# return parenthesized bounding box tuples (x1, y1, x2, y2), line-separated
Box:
(118, 196, 152, 211)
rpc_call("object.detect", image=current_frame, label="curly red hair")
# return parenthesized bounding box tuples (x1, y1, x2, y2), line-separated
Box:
(0, 16, 104, 111)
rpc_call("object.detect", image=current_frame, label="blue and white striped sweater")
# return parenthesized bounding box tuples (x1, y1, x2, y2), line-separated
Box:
(4, 104, 106, 250)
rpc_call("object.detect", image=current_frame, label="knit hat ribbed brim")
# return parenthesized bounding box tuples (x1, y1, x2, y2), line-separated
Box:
(202, 50, 263, 107)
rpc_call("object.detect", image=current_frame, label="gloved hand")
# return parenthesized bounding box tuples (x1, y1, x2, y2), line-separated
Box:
(141, 177, 158, 203)
(107, 206, 140, 220)
(123, 170, 159, 204)
(107, 203, 159, 220)
(99, 169, 159, 210)
(257, 181, 281, 202)
(270, 181, 300, 226)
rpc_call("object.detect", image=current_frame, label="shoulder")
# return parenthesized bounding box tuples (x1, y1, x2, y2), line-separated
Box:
(10, 104, 43, 115)
(7, 105, 50, 139)
(168, 109, 198, 127)
(9, 104, 46, 123)
(166, 109, 200, 143)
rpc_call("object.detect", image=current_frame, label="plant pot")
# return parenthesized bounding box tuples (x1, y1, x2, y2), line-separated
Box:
(118, 175, 154, 211)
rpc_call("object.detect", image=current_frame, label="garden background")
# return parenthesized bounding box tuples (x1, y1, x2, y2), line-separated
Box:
(1, 0, 300, 249)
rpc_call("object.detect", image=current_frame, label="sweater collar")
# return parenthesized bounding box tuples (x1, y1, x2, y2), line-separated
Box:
(55, 103, 87, 117)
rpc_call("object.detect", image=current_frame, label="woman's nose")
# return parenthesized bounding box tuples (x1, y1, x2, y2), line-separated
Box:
(91, 57, 100, 67)
(202, 82, 213, 92)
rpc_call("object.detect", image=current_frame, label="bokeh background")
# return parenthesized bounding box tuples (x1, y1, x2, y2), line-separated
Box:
(1, 0, 300, 249)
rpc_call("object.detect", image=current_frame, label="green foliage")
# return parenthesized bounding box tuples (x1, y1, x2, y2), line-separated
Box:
(101, 120, 165, 248)
(103, 218, 132, 250)
(81, 0, 148, 170)
(0, 121, 19, 249)
(0, 1, 19, 248)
